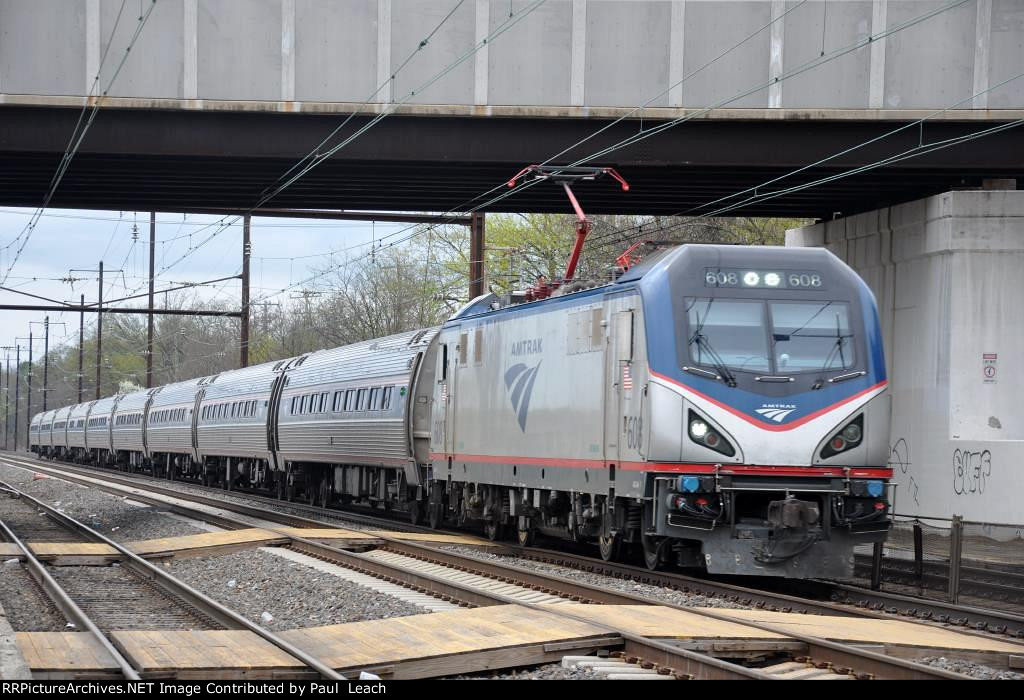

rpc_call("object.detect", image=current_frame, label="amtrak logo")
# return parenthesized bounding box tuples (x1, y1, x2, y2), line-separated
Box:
(504, 362, 541, 432)
(755, 404, 797, 423)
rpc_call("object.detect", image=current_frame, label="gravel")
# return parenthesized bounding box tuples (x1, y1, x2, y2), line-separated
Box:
(0, 563, 66, 631)
(921, 656, 1024, 680)
(0, 462, 205, 542)
(438, 545, 748, 609)
(449, 660, 604, 680)
(166, 548, 428, 631)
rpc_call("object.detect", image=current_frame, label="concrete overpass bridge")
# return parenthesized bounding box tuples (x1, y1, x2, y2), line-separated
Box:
(1, 0, 1022, 217)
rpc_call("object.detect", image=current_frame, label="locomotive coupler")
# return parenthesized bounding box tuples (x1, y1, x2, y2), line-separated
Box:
(766, 495, 820, 529)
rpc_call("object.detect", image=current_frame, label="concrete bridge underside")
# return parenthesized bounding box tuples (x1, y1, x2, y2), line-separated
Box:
(1, 0, 1022, 217)
(1, 105, 1022, 218)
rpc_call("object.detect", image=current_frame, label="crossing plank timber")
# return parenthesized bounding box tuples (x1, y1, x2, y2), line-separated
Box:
(278, 604, 619, 678)
(15, 632, 121, 679)
(126, 528, 290, 559)
(110, 630, 313, 680)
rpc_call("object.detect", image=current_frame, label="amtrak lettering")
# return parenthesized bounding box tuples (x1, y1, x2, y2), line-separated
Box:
(755, 403, 797, 423)
(511, 338, 543, 356)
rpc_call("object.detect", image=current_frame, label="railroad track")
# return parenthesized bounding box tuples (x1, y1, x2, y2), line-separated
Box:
(7, 451, 1023, 643)
(0, 454, 979, 680)
(0, 478, 344, 681)
(853, 554, 1024, 604)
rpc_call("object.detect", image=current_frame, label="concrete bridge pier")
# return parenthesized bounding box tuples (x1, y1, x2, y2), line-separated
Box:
(787, 187, 1023, 524)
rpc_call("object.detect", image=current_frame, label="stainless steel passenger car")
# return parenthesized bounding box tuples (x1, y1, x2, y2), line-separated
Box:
(147, 377, 206, 473)
(66, 402, 94, 460)
(111, 389, 151, 467)
(276, 329, 438, 509)
(84, 395, 119, 464)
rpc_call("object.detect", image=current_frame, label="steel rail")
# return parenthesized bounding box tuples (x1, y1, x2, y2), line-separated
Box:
(8, 451, 1023, 641)
(0, 494, 141, 680)
(0, 456, 973, 679)
(0, 458, 769, 679)
(0, 475, 343, 680)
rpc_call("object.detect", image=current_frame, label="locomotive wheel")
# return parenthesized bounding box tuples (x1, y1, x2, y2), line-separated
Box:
(642, 534, 665, 571)
(484, 519, 505, 542)
(516, 526, 535, 547)
(598, 531, 622, 562)
(408, 500, 423, 526)
(427, 502, 443, 530)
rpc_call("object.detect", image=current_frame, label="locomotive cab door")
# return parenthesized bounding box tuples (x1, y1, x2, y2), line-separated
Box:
(605, 308, 634, 468)
(442, 330, 459, 459)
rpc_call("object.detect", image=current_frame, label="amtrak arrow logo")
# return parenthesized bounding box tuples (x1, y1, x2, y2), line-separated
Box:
(504, 362, 541, 432)
(755, 405, 797, 423)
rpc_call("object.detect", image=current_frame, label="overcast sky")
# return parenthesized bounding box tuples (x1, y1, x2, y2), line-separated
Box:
(0, 207, 411, 363)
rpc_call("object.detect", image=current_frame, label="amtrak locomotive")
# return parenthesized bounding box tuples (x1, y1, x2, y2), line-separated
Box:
(30, 244, 891, 578)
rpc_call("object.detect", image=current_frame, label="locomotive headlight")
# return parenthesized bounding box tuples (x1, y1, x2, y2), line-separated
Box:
(764, 272, 781, 287)
(687, 411, 736, 458)
(742, 271, 760, 286)
(820, 414, 864, 460)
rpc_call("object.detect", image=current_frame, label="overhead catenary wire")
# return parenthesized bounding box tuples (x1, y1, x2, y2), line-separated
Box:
(582, 69, 1024, 252)
(249, 0, 974, 305)
(70, 2, 543, 310)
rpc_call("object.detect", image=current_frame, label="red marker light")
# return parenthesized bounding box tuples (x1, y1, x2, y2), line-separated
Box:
(874, 502, 886, 511)
(831, 436, 846, 451)
(695, 497, 709, 507)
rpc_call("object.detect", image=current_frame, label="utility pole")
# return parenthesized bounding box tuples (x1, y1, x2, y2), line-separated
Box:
(27, 331, 32, 434)
(147, 212, 156, 387)
(1, 347, 10, 450)
(14, 345, 20, 450)
(78, 293, 85, 402)
(240, 214, 251, 368)
(96, 260, 103, 399)
(42, 317, 49, 411)
(469, 213, 486, 300)
(29, 318, 62, 413)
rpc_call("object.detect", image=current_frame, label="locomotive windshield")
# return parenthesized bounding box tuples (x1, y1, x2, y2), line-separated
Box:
(686, 298, 855, 375)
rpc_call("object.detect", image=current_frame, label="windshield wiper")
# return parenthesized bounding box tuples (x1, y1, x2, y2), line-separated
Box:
(689, 333, 737, 387)
(812, 313, 853, 390)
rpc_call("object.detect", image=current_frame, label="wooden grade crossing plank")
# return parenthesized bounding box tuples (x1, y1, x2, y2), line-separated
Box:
(126, 528, 290, 559)
(278, 604, 620, 679)
(110, 630, 315, 680)
(27, 542, 120, 566)
(548, 604, 1024, 656)
(713, 608, 1024, 654)
(15, 632, 121, 679)
(0, 543, 24, 559)
(539, 604, 788, 641)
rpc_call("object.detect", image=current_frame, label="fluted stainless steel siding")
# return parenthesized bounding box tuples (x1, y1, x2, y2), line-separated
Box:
(147, 378, 205, 457)
(277, 328, 438, 466)
(29, 413, 41, 448)
(197, 360, 279, 460)
(111, 389, 150, 454)
(38, 410, 55, 447)
(85, 396, 118, 452)
(51, 406, 72, 449)
(66, 402, 95, 449)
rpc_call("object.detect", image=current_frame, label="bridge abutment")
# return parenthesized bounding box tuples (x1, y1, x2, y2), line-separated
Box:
(787, 188, 1024, 524)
